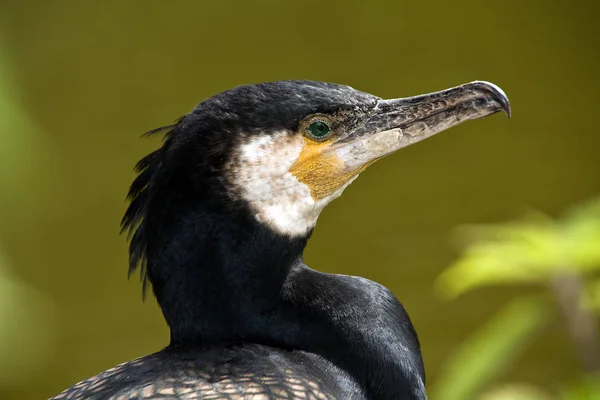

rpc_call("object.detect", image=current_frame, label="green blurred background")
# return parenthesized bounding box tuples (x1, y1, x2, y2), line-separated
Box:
(0, 1, 598, 399)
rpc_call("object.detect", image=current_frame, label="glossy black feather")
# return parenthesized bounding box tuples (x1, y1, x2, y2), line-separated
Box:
(55, 80, 427, 400)
(121, 125, 175, 295)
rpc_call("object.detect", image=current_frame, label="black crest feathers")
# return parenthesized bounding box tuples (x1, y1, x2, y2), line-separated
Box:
(120, 120, 182, 297)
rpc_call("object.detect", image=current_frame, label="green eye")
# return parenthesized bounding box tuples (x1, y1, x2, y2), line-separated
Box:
(307, 121, 331, 139)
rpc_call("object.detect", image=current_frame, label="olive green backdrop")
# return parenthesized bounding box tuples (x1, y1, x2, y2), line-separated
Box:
(0, 1, 598, 398)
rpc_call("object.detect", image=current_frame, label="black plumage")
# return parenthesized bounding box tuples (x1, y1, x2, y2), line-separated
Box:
(52, 79, 510, 400)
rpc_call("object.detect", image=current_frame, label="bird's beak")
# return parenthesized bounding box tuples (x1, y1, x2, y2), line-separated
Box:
(331, 81, 510, 171)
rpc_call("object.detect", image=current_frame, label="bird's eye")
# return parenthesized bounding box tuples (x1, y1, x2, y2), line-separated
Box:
(307, 121, 331, 139)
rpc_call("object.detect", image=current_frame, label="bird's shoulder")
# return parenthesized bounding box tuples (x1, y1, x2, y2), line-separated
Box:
(282, 267, 426, 396)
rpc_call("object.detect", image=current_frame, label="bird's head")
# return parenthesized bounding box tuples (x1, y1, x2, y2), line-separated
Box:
(168, 80, 509, 235)
(123, 79, 509, 294)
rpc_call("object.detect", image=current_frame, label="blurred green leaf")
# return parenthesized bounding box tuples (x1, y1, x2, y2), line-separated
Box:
(436, 199, 600, 298)
(581, 277, 600, 312)
(478, 383, 553, 400)
(560, 375, 600, 400)
(430, 296, 549, 400)
(563, 199, 600, 276)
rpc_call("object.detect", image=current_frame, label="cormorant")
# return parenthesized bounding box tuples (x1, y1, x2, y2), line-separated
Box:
(50, 80, 510, 400)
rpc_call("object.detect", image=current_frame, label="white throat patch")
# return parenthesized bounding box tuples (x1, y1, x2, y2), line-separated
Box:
(225, 132, 357, 237)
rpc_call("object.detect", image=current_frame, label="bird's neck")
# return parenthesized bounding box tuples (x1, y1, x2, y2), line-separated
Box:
(145, 201, 309, 344)
(144, 201, 426, 399)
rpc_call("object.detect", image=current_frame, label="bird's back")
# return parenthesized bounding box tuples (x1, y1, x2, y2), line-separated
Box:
(50, 343, 365, 400)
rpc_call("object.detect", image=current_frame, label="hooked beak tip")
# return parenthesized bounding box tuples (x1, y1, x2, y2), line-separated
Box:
(473, 80, 511, 118)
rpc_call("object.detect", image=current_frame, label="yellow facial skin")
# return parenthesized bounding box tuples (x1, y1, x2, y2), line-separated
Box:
(289, 130, 373, 201)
